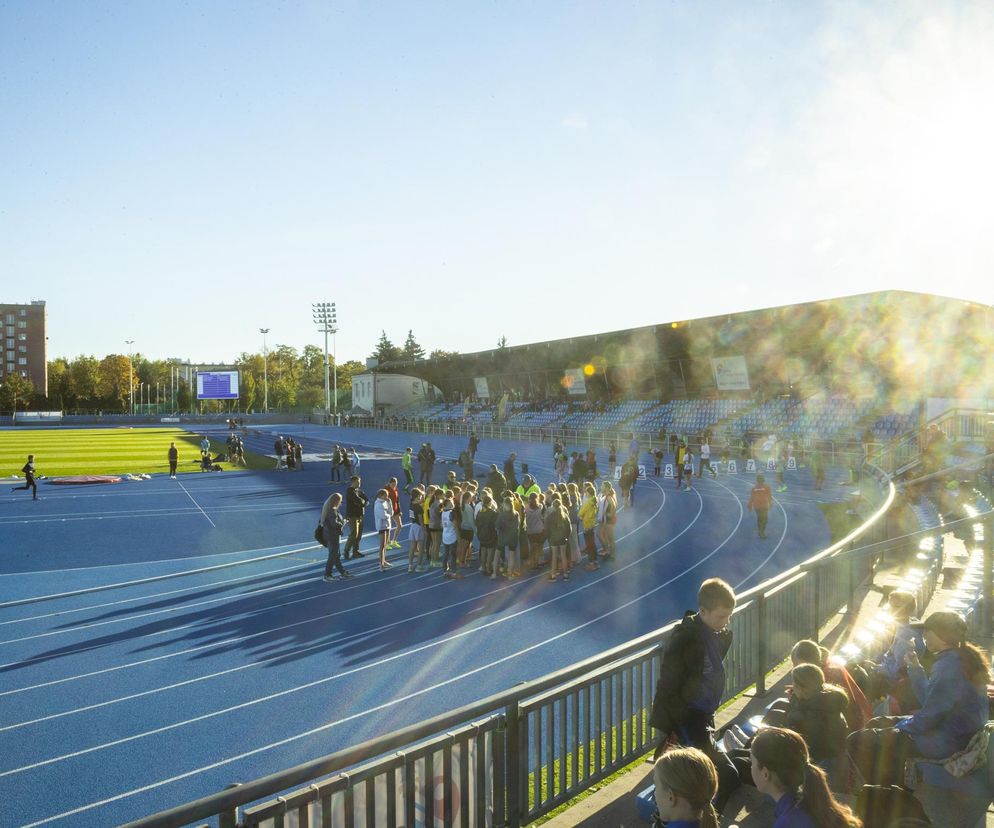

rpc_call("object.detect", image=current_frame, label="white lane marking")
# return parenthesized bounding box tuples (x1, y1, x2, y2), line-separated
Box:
(17, 481, 739, 828)
(0, 540, 318, 577)
(0, 561, 317, 627)
(0, 480, 690, 780)
(0, 480, 666, 685)
(0, 544, 324, 611)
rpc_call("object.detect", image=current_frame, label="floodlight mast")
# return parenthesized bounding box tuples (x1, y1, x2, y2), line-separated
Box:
(312, 302, 338, 422)
(259, 329, 270, 413)
(125, 340, 134, 416)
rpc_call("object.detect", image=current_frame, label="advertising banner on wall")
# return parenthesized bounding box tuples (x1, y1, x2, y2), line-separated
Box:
(711, 356, 750, 391)
(474, 377, 490, 399)
(564, 368, 587, 396)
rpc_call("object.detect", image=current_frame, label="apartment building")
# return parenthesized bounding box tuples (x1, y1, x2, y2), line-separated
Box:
(0, 300, 48, 397)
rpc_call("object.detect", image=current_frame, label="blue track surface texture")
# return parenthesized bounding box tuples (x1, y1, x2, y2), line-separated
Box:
(0, 424, 850, 827)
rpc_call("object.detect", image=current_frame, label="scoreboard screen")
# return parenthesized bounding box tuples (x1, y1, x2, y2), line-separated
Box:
(196, 370, 240, 400)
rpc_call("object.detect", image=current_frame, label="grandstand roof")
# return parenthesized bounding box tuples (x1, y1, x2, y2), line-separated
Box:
(378, 291, 992, 402)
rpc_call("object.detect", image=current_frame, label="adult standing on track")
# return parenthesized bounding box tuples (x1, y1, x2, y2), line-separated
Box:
(343, 476, 369, 559)
(504, 452, 517, 491)
(747, 474, 773, 539)
(320, 492, 352, 581)
(698, 439, 716, 479)
(386, 477, 403, 549)
(401, 447, 414, 491)
(468, 432, 480, 460)
(11, 454, 39, 500)
(274, 435, 285, 470)
(168, 442, 178, 479)
(329, 445, 343, 482)
(486, 464, 507, 498)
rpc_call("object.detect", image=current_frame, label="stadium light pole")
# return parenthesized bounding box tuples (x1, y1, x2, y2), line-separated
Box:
(312, 302, 338, 422)
(125, 340, 134, 416)
(259, 328, 270, 413)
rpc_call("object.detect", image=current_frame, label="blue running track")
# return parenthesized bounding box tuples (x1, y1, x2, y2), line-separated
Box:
(0, 424, 850, 827)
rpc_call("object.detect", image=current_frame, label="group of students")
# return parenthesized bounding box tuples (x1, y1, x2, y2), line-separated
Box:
(273, 435, 304, 470)
(405, 471, 620, 580)
(329, 444, 360, 481)
(317, 465, 623, 583)
(648, 578, 991, 827)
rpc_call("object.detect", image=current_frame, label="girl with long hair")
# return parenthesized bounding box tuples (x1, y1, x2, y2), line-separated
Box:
(751, 728, 861, 828)
(847, 610, 990, 786)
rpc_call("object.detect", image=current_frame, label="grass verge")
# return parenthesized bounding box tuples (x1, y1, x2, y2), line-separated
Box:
(0, 427, 269, 477)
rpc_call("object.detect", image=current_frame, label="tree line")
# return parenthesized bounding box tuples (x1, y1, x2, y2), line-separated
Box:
(2, 347, 366, 414)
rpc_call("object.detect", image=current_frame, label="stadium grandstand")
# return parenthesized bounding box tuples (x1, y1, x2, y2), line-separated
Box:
(6, 289, 994, 828)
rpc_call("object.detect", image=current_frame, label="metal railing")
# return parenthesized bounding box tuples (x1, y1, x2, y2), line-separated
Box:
(340, 416, 871, 472)
(870, 407, 991, 478)
(125, 460, 896, 828)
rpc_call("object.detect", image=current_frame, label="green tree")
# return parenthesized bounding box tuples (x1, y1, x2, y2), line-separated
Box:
(0, 373, 34, 412)
(47, 357, 72, 409)
(402, 330, 426, 360)
(68, 355, 101, 408)
(429, 348, 460, 360)
(371, 331, 400, 364)
(98, 354, 135, 411)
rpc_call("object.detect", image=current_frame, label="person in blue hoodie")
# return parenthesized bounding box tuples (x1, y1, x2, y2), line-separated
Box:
(848, 610, 991, 786)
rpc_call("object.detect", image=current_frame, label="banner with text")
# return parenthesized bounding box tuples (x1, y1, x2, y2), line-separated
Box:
(474, 377, 490, 400)
(564, 368, 587, 396)
(711, 356, 750, 391)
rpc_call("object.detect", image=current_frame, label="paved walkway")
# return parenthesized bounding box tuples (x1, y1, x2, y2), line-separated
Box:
(542, 530, 994, 827)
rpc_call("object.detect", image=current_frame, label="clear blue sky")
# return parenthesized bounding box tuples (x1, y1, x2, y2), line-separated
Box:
(2, 0, 992, 365)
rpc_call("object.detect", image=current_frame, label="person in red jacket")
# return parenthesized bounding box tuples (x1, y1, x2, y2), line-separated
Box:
(747, 474, 773, 538)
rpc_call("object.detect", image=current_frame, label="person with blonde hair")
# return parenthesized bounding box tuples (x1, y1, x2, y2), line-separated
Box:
(652, 747, 719, 828)
(599, 480, 618, 560)
(751, 727, 862, 828)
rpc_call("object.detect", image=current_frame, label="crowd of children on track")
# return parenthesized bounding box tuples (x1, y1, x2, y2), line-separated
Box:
(316, 439, 634, 583)
(648, 578, 992, 828)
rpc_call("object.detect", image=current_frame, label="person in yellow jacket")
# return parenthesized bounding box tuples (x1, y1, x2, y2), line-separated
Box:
(578, 484, 599, 571)
(515, 474, 541, 501)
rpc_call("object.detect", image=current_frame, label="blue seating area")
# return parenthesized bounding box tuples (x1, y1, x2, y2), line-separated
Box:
(381, 395, 935, 451)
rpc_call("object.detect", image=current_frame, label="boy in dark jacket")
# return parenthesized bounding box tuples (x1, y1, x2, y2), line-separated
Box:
(650, 578, 740, 813)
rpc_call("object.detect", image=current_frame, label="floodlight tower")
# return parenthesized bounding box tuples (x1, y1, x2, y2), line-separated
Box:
(125, 340, 134, 415)
(259, 328, 270, 413)
(312, 302, 338, 421)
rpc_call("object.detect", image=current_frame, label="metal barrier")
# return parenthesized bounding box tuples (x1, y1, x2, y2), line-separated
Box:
(341, 416, 870, 473)
(125, 460, 896, 828)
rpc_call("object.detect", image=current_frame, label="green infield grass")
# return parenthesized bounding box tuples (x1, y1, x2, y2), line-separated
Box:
(0, 427, 270, 478)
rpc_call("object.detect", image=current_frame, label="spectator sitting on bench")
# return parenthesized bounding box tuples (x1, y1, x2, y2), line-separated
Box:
(785, 664, 852, 790)
(652, 746, 719, 828)
(791, 639, 872, 732)
(868, 589, 927, 714)
(847, 611, 991, 787)
(751, 727, 862, 828)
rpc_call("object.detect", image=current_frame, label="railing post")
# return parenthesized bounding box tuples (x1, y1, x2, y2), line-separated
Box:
(985, 515, 993, 640)
(756, 594, 767, 695)
(848, 540, 857, 620)
(218, 783, 241, 828)
(505, 701, 522, 828)
(810, 567, 821, 643)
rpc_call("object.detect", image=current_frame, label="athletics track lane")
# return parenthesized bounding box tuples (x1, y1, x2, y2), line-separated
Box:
(0, 426, 845, 826)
